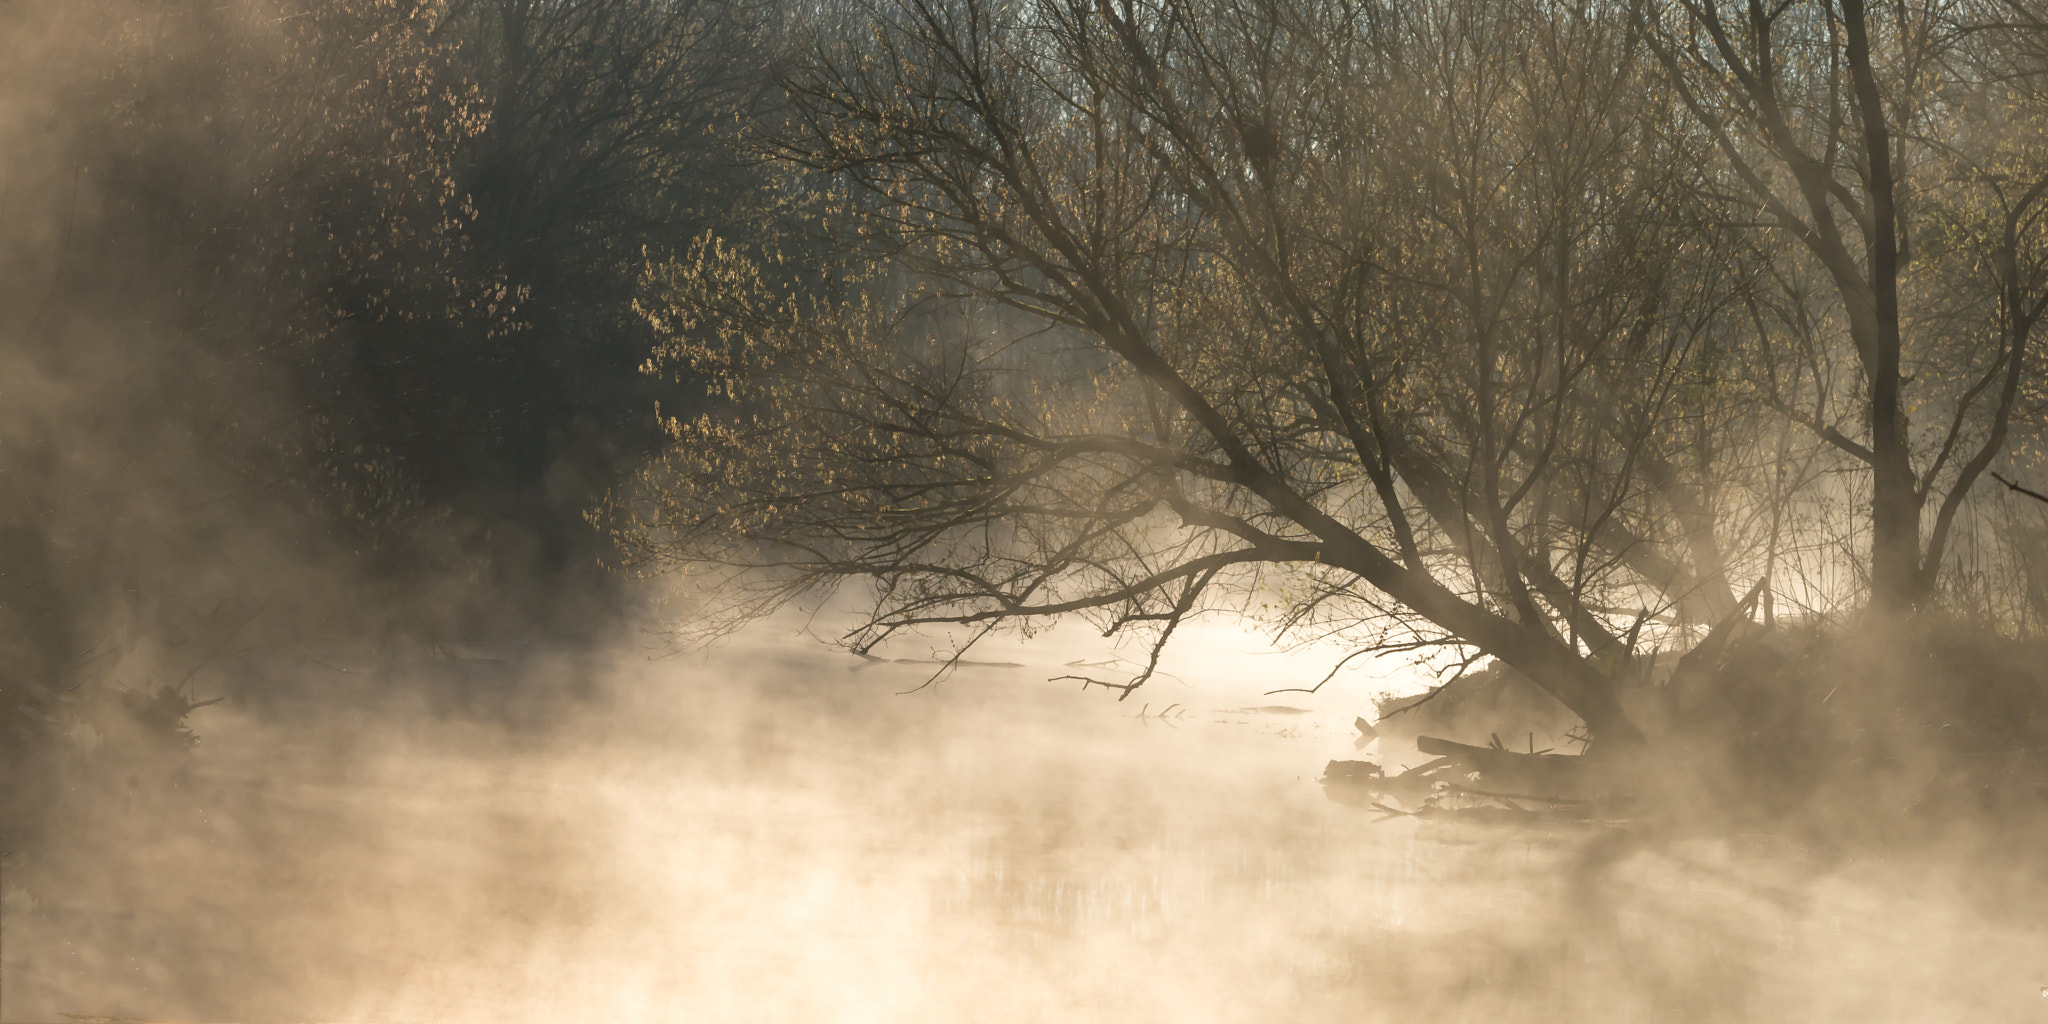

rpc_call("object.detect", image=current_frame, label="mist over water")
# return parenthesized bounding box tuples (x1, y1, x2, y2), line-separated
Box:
(7, 620, 2047, 1024)
(6, 2, 2048, 1020)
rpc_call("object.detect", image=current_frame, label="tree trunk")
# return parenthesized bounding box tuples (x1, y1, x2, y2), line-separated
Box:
(1844, 0, 1923, 615)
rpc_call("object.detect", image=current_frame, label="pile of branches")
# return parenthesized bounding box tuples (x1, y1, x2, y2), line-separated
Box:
(1324, 734, 1624, 827)
(1326, 622, 2048, 851)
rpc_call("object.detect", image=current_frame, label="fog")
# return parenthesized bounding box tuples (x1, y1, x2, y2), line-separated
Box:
(7, 1, 2048, 1020)
(3, 615, 2044, 1023)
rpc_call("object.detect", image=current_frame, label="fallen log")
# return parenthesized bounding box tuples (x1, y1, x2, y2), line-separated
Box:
(1320, 757, 1456, 808)
(1415, 735, 1593, 799)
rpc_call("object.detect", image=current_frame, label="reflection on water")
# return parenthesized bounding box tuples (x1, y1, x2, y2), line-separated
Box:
(4, 633, 2046, 1023)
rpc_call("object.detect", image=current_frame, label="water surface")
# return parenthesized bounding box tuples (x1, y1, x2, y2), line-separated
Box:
(5, 629, 2044, 1023)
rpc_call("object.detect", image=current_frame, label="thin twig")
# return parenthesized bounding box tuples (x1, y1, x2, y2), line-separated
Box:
(1265, 645, 1378, 696)
(1051, 674, 1141, 697)
(1990, 471, 2048, 506)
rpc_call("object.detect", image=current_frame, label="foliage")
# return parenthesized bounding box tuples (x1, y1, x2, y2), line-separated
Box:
(614, 0, 2048, 743)
(0, 0, 781, 852)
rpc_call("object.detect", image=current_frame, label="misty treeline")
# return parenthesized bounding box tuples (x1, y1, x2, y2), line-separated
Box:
(13, 0, 776, 565)
(0, 0, 783, 836)
(611, 0, 2048, 769)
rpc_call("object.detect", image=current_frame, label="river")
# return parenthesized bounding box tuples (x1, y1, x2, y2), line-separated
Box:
(4, 622, 2044, 1023)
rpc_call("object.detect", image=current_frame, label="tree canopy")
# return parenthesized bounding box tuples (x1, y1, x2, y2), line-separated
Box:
(613, 0, 2048, 743)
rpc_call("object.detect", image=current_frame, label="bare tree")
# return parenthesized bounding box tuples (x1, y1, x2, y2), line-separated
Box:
(1638, 0, 2048, 614)
(611, 0, 1794, 744)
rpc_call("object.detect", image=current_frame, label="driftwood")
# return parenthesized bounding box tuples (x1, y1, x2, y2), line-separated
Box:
(1321, 757, 1457, 808)
(1322, 731, 1629, 826)
(1413, 735, 1593, 799)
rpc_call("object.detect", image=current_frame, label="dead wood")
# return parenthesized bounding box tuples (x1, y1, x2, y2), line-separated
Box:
(1414, 735, 1593, 798)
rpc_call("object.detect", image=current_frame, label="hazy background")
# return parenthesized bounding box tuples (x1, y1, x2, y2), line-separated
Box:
(9, 616, 2048, 1023)
(4, 1, 2048, 1021)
